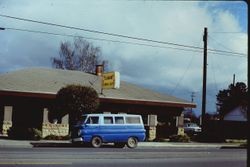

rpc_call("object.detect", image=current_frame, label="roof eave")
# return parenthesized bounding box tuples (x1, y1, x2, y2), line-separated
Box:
(99, 97, 196, 108)
(0, 90, 196, 108)
(0, 90, 56, 99)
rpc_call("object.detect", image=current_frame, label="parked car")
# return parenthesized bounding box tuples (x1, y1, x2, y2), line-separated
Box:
(71, 113, 146, 148)
(184, 123, 201, 135)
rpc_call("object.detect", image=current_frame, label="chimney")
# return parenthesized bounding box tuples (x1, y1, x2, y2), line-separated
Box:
(96, 65, 103, 76)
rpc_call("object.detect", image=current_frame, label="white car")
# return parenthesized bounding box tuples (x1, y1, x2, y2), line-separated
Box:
(184, 123, 201, 135)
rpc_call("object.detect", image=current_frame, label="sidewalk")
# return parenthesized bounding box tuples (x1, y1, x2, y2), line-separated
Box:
(139, 141, 244, 148)
(0, 138, 245, 148)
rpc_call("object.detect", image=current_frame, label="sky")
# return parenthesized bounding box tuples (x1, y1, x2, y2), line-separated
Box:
(0, 0, 248, 116)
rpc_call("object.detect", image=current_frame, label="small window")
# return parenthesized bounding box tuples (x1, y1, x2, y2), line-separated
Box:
(86, 116, 99, 124)
(115, 117, 124, 124)
(104, 117, 113, 124)
(126, 116, 141, 124)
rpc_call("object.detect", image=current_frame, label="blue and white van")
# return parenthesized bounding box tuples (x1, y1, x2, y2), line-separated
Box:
(71, 113, 146, 148)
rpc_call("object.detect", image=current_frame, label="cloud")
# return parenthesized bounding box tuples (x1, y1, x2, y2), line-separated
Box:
(0, 1, 247, 115)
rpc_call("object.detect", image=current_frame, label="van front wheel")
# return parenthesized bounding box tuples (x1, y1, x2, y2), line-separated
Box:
(127, 137, 138, 148)
(91, 136, 102, 148)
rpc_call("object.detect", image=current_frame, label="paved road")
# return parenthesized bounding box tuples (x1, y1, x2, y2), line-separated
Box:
(0, 146, 246, 167)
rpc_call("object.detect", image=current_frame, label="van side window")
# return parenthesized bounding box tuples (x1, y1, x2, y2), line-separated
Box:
(125, 116, 141, 124)
(104, 117, 113, 124)
(115, 117, 124, 124)
(86, 116, 99, 124)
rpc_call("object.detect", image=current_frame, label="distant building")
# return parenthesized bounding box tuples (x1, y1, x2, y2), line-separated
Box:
(224, 106, 247, 122)
(0, 67, 196, 140)
(204, 106, 247, 140)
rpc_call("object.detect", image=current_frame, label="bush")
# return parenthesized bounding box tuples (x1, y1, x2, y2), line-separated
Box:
(50, 85, 99, 124)
(169, 134, 190, 142)
(8, 127, 42, 140)
(194, 133, 225, 143)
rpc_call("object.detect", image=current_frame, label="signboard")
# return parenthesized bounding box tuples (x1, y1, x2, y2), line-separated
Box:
(102, 72, 120, 89)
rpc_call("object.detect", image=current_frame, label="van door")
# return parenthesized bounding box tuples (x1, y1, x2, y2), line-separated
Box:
(84, 116, 100, 141)
(100, 116, 115, 142)
(100, 116, 126, 142)
(114, 116, 127, 141)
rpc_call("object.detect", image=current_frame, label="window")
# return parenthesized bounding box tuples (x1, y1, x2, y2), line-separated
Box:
(86, 116, 99, 124)
(115, 117, 124, 124)
(125, 116, 141, 124)
(104, 117, 113, 124)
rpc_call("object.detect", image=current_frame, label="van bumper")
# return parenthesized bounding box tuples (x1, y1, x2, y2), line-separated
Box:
(71, 137, 83, 142)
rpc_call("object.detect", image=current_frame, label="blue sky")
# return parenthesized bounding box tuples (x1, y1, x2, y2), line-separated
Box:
(0, 1, 248, 116)
(199, 1, 247, 32)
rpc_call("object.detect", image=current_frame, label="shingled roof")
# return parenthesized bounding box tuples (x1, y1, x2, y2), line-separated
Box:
(0, 68, 195, 108)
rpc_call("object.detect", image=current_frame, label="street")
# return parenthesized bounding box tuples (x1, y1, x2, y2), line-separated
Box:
(0, 145, 246, 167)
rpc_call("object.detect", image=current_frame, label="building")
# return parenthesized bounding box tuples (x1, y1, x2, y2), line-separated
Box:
(224, 106, 247, 122)
(0, 67, 196, 140)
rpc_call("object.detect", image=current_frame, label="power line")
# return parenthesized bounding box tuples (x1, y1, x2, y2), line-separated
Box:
(208, 35, 236, 53)
(209, 53, 219, 94)
(3, 27, 204, 53)
(210, 31, 244, 34)
(208, 35, 247, 57)
(208, 51, 247, 58)
(2, 26, 247, 58)
(0, 14, 247, 57)
(170, 53, 195, 95)
(0, 14, 203, 50)
(207, 48, 246, 56)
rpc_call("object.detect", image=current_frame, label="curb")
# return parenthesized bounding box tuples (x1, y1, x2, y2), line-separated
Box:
(0, 139, 244, 149)
(220, 146, 246, 149)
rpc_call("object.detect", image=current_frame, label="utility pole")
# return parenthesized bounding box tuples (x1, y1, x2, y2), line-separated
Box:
(191, 92, 195, 112)
(201, 27, 207, 131)
(233, 74, 235, 86)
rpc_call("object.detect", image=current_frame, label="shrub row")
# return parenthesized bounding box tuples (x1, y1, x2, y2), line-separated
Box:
(169, 134, 190, 142)
(7, 127, 69, 140)
(8, 127, 42, 140)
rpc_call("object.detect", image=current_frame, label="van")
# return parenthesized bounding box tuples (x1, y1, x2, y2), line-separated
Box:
(71, 113, 146, 148)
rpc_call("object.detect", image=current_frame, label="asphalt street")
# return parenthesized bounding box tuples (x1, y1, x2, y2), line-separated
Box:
(0, 145, 246, 167)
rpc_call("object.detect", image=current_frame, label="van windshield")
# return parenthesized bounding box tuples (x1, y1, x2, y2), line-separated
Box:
(82, 116, 87, 123)
(76, 116, 87, 125)
(86, 116, 99, 124)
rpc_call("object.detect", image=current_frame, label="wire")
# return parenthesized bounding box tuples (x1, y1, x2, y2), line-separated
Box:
(2, 26, 247, 58)
(210, 32, 244, 34)
(170, 53, 195, 95)
(3, 27, 204, 53)
(208, 35, 236, 52)
(0, 14, 204, 50)
(208, 35, 247, 58)
(209, 53, 219, 94)
(170, 32, 204, 96)
(207, 48, 246, 56)
(1, 14, 247, 57)
(208, 51, 247, 58)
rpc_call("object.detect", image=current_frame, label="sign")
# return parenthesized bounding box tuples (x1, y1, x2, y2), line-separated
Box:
(102, 72, 120, 89)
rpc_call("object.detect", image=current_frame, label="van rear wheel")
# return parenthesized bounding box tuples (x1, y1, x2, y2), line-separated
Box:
(91, 136, 102, 148)
(127, 137, 138, 149)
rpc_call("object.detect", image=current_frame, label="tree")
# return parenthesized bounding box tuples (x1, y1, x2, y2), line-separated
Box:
(216, 82, 248, 119)
(49, 85, 99, 125)
(51, 37, 108, 73)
